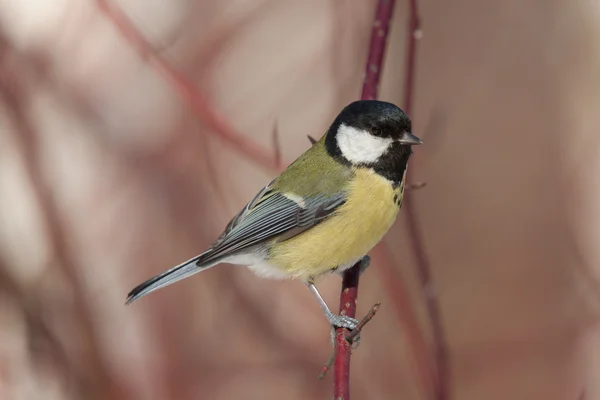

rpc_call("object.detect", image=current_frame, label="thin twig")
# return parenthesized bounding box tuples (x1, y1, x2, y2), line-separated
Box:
(345, 303, 380, 342)
(318, 354, 336, 381)
(401, 0, 450, 398)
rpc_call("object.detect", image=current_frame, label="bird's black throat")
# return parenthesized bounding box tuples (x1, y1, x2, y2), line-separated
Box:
(370, 141, 412, 187)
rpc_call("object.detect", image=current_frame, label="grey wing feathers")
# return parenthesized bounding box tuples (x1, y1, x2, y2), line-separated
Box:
(205, 189, 346, 260)
(216, 178, 278, 243)
(125, 180, 345, 304)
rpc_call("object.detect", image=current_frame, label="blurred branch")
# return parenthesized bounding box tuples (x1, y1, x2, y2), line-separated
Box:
(360, 2, 393, 102)
(0, 44, 127, 398)
(272, 122, 283, 168)
(95, 0, 284, 170)
(0, 267, 73, 389)
(373, 244, 435, 393)
(401, 0, 421, 115)
(401, 0, 450, 398)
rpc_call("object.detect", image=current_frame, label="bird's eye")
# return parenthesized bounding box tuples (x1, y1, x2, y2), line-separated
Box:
(372, 127, 383, 137)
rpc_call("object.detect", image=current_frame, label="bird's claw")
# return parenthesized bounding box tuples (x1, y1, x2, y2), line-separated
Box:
(329, 314, 359, 330)
(328, 314, 361, 347)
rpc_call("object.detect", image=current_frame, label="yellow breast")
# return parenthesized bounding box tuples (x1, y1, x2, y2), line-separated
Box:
(267, 168, 404, 279)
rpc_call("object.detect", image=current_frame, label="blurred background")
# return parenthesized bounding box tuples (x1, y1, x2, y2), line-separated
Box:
(1, 0, 600, 399)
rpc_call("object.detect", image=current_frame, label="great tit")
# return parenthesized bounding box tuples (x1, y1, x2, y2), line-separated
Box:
(126, 100, 422, 331)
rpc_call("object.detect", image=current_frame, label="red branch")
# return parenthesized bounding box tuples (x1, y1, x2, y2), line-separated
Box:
(360, 1, 395, 101)
(95, 0, 283, 171)
(0, 51, 128, 398)
(402, 0, 450, 399)
(332, 1, 397, 398)
(333, 269, 359, 398)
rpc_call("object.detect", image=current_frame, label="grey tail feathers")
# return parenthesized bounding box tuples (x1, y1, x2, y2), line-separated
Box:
(125, 252, 218, 305)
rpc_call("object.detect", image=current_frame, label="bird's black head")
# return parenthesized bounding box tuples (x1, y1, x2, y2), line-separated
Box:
(325, 100, 422, 184)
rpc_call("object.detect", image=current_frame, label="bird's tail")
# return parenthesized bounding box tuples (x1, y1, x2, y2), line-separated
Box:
(125, 252, 219, 305)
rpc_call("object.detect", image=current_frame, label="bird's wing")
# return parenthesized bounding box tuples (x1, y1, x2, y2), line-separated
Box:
(125, 180, 346, 305)
(125, 138, 352, 304)
(201, 179, 346, 263)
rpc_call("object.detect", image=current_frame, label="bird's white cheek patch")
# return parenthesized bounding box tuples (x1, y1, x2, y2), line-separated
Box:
(336, 123, 392, 164)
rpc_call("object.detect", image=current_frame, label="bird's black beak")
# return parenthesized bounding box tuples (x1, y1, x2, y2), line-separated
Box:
(398, 131, 423, 145)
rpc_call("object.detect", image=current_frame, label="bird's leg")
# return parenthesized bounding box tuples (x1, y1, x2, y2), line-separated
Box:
(305, 280, 359, 330)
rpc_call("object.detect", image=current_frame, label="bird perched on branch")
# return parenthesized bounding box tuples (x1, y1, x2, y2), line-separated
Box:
(126, 100, 421, 331)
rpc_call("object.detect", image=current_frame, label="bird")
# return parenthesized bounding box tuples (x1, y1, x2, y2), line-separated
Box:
(126, 100, 422, 332)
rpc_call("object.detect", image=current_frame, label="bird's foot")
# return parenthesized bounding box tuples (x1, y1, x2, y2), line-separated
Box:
(328, 314, 361, 347)
(328, 314, 359, 330)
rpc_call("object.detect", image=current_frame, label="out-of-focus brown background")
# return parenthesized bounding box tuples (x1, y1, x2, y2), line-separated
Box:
(1, 0, 600, 399)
